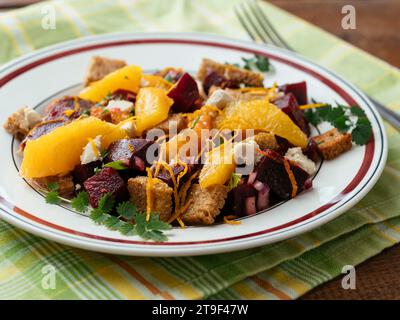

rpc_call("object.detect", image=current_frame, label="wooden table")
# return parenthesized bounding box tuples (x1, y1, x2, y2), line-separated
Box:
(1, 0, 399, 300)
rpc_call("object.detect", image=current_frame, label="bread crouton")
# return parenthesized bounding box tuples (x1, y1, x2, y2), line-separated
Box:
(312, 128, 352, 160)
(253, 132, 279, 150)
(33, 174, 75, 198)
(84, 56, 127, 86)
(181, 184, 229, 225)
(151, 113, 188, 135)
(3, 107, 42, 139)
(127, 176, 173, 222)
(197, 58, 264, 88)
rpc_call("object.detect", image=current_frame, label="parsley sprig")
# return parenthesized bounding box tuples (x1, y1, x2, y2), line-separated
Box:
(89, 194, 171, 242)
(103, 160, 128, 170)
(304, 103, 372, 145)
(71, 191, 89, 212)
(45, 182, 61, 204)
(227, 55, 271, 72)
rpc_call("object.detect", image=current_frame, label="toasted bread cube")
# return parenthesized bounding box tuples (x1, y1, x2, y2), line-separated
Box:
(84, 56, 127, 86)
(127, 176, 173, 222)
(33, 174, 75, 198)
(3, 107, 42, 139)
(181, 184, 229, 225)
(312, 128, 352, 160)
(253, 132, 279, 151)
(197, 58, 264, 88)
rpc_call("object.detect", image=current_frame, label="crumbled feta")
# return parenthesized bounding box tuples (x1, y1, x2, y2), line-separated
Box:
(23, 107, 42, 128)
(118, 119, 137, 137)
(196, 80, 207, 99)
(285, 147, 316, 175)
(105, 99, 133, 112)
(205, 89, 234, 109)
(80, 135, 102, 165)
(233, 139, 261, 174)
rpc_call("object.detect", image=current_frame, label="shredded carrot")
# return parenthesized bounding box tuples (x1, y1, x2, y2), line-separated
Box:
(283, 158, 298, 198)
(176, 217, 186, 228)
(145, 168, 154, 221)
(63, 109, 76, 117)
(224, 215, 241, 225)
(256, 148, 270, 157)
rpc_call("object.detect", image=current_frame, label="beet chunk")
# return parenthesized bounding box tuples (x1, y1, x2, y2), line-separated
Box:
(256, 149, 309, 200)
(107, 139, 157, 169)
(279, 81, 308, 105)
(202, 71, 239, 94)
(231, 182, 257, 216)
(154, 162, 200, 188)
(72, 160, 102, 188)
(21, 119, 65, 149)
(45, 97, 93, 121)
(273, 93, 310, 136)
(167, 73, 200, 113)
(84, 167, 128, 208)
(303, 139, 321, 163)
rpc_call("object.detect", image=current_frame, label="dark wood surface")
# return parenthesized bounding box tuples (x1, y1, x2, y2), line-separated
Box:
(0, 0, 399, 300)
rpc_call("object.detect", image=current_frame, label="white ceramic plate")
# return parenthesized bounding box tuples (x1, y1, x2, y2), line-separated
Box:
(0, 33, 387, 256)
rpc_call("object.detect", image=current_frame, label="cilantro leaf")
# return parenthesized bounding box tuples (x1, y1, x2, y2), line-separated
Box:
(116, 202, 138, 220)
(71, 191, 89, 213)
(119, 223, 137, 236)
(351, 119, 372, 145)
(147, 214, 172, 231)
(45, 191, 61, 205)
(90, 208, 108, 223)
(255, 55, 271, 72)
(190, 116, 201, 129)
(97, 193, 115, 214)
(103, 160, 128, 170)
(47, 182, 59, 192)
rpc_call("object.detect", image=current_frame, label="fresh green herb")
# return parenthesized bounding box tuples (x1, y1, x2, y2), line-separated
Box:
(102, 109, 110, 116)
(88, 195, 171, 241)
(100, 150, 108, 159)
(45, 182, 61, 204)
(190, 115, 201, 129)
(228, 173, 242, 191)
(71, 191, 89, 213)
(103, 160, 128, 170)
(164, 74, 174, 83)
(304, 103, 372, 145)
(94, 167, 102, 174)
(226, 55, 271, 73)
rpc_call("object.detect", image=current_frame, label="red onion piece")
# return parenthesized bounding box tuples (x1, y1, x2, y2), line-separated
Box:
(248, 171, 257, 184)
(253, 180, 264, 191)
(304, 178, 313, 190)
(257, 185, 270, 211)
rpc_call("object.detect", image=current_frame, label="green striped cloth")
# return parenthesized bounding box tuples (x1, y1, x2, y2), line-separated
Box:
(1, 0, 399, 300)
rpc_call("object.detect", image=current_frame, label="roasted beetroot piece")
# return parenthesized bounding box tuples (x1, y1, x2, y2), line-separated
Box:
(273, 93, 310, 136)
(96, 89, 136, 107)
(256, 149, 310, 200)
(107, 139, 157, 169)
(202, 71, 239, 94)
(230, 182, 258, 216)
(279, 81, 308, 105)
(275, 136, 293, 155)
(303, 139, 321, 163)
(45, 97, 93, 121)
(83, 167, 128, 208)
(72, 160, 102, 188)
(20, 119, 66, 149)
(167, 73, 200, 113)
(154, 162, 200, 188)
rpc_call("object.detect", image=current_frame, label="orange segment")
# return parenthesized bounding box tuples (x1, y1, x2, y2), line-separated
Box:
(79, 65, 142, 102)
(216, 99, 308, 148)
(135, 87, 174, 135)
(141, 74, 173, 91)
(199, 143, 236, 188)
(21, 117, 127, 178)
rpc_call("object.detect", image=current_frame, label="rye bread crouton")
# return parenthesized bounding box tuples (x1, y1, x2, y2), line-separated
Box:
(84, 56, 127, 86)
(127, 176, 173, 222)
(181, 184, 229, 225)
(197, 58, 264, 88)
(312, 128, 352, 160)
(3, 107, 42, 139)
(33, 174, 75, 198)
